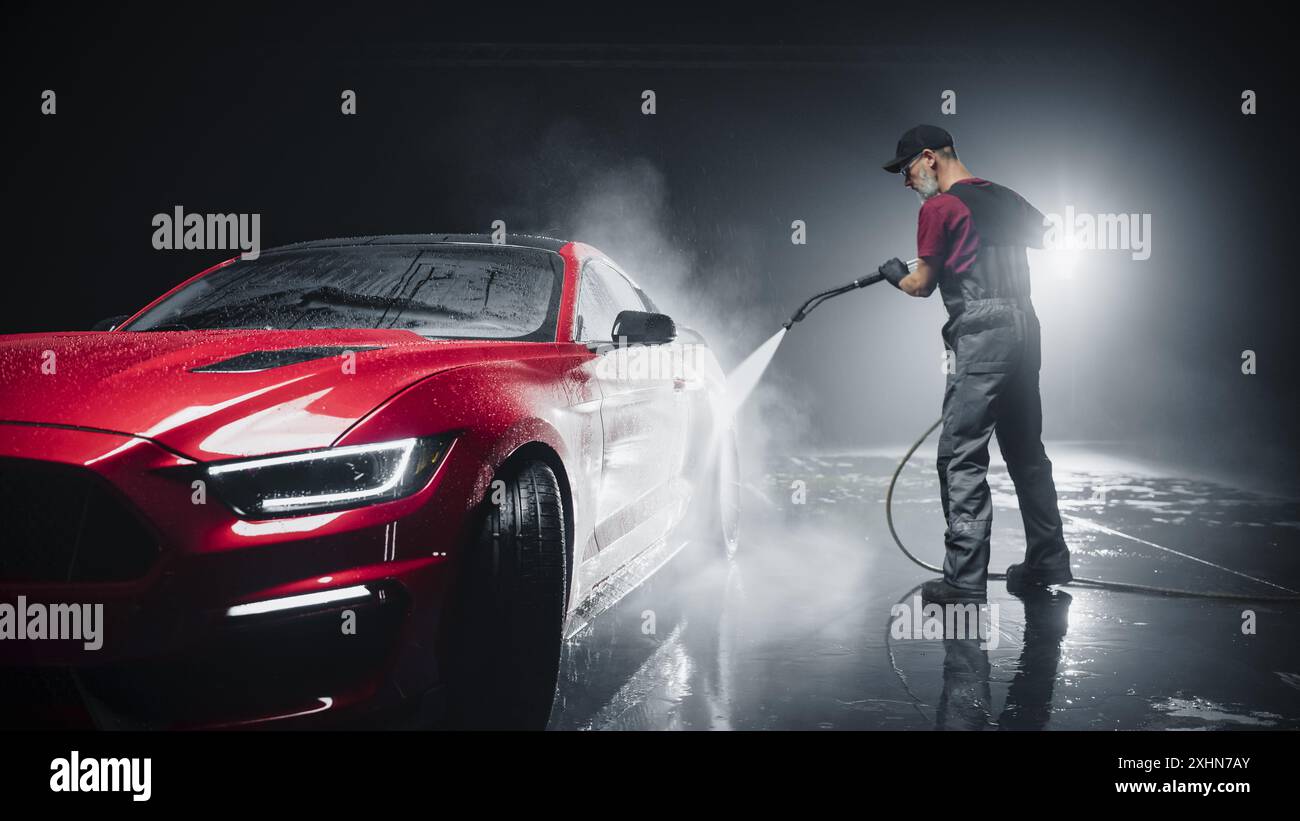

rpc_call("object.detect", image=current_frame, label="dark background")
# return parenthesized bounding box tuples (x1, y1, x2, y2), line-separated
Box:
(3, 1, 1295, 492)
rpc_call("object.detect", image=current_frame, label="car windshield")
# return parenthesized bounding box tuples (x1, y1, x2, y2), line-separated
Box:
(124, 244, 564, 341)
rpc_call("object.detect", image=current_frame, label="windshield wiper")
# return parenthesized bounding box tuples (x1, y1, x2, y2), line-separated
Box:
(136, 323, 192, 331)
(298, 286, 398, 310)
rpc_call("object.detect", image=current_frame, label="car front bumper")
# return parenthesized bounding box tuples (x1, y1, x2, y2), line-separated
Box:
(0, 422, 471, 729)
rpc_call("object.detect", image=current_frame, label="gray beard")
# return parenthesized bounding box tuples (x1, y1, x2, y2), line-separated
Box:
(914, 168, 941, 203)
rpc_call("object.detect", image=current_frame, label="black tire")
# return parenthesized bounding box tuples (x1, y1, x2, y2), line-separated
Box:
(716, 428, 741, 558)
(687, 427, 741, 559)
(446, 460, 567, 730)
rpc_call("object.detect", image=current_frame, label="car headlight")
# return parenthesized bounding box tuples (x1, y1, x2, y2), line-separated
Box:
(205, 435, 451, 518)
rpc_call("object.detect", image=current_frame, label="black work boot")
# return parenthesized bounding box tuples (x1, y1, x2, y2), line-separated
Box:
(1005, 562, 1073, 594)
(921, 578, 988, 604)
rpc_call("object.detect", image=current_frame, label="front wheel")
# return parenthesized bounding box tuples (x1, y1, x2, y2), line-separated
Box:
(716, 428, 741, 558)
(445, 460, 567, 730)
(687, 427, 741, 559)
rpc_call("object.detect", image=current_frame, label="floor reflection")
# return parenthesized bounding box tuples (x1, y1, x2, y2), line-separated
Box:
(552, 450, 1300, 730)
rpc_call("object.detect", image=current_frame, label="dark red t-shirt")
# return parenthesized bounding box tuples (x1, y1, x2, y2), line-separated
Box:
(916, 177, 987, 276)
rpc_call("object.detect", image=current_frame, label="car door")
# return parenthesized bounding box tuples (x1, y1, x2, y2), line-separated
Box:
(575, 260, 689, 587)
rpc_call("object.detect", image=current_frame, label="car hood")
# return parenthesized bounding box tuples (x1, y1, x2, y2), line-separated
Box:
(0, 329, 540, 460)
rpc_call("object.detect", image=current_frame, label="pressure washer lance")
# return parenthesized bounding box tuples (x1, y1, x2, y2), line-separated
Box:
(782, 260, 915, 330)
(781, 264, 1300, 602)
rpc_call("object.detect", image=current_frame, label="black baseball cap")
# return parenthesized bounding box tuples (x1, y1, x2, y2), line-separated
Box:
(882, 124, 954, 173)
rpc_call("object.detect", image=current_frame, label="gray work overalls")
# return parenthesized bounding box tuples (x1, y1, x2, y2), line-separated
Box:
(935, 180, 1072, 591)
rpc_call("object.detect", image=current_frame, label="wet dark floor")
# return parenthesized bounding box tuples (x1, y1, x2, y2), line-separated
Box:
(550, 446, 1300, 730)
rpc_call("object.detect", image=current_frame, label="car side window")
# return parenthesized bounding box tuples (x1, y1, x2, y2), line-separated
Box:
(576, 261, 646, 342)
(576, 267, 615, 342)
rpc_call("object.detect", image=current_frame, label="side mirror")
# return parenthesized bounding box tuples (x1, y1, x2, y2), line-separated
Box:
(91, 315, 129, 331)
(611, 310, 676, 345)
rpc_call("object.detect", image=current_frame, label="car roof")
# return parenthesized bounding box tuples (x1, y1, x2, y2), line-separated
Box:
(265, 233, 571, 253)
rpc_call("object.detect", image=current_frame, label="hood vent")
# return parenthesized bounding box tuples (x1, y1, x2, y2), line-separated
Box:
(191, 346, 382, 373)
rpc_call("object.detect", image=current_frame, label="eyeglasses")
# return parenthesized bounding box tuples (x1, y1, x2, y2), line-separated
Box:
(901, 152, 923, 178)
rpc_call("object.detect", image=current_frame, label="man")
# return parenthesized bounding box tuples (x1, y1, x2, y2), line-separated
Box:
(878, 124, 1073, 603)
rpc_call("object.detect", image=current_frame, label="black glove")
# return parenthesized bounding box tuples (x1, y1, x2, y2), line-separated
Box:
(878, 257, 909, 289)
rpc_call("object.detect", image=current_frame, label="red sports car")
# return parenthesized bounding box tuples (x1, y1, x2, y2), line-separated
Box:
(0, 234, 739, 729)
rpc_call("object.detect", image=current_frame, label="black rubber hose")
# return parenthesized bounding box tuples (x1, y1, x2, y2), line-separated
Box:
(885, 417, 1300, 602)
